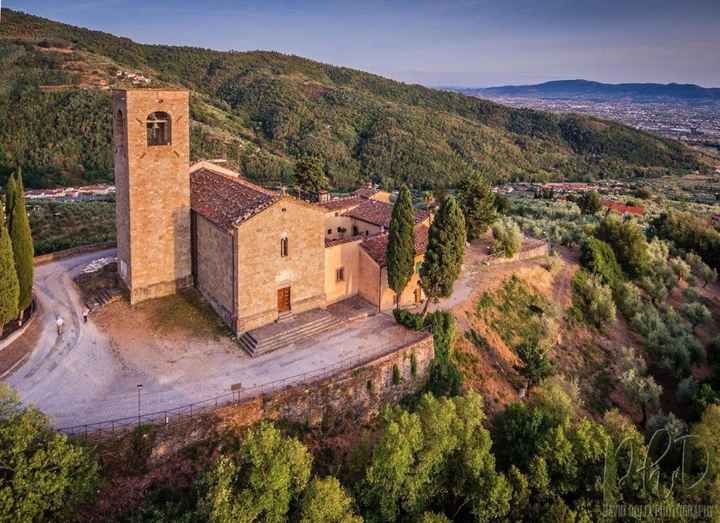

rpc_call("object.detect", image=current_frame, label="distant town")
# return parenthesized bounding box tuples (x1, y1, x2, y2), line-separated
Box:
(474, 94, 720, 147)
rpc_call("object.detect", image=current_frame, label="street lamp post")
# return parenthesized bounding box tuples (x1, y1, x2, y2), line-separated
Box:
(137, 384, 143, 426)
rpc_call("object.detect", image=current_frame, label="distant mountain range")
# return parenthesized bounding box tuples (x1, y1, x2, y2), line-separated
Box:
(457, 80, 720, 101)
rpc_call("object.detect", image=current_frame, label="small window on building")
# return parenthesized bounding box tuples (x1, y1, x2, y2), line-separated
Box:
(280, 237, 289, 257)
(146, 111, 171, 146)
(327, 229, 332, 235)
(336, 267, 345, 282)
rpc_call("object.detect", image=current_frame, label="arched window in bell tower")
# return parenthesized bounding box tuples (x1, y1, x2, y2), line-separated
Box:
(146, 111, 171, 146)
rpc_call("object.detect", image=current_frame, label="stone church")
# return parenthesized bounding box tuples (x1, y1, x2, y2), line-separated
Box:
(112, 88, 430, 335)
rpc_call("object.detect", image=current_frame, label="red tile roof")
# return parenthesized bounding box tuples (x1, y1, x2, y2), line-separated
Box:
(602, 200, 645, 216)
(190, 168, 279, 230)
(353, 186, 380, 199)
(345, 199, 430, 228)
(317, 196, 362, 212)
(360, 225, 430, 267)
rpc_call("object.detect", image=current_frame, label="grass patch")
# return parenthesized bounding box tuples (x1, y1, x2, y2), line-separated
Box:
(475, 275, 558, 350)
(140, 290, 231, 340)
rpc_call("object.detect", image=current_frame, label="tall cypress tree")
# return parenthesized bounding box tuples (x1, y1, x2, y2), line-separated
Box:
(8, 170, 34, 312)
(419, 195, 466, 315)
(457, 171, 496, 241)
(0, 202, 19, 335)
(386, 185, 415, 308)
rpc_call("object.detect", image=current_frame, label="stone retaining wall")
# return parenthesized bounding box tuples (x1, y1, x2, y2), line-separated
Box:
(485, 241, 549, 266)
(34, 242, 116, 265)
(147, 333, 435, 464)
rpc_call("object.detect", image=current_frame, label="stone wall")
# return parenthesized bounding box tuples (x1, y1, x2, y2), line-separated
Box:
(194, 213, 235, 325)
(146, 333, 435, 464)
(485, 240, 549, 266)
(235, 196, 326, 333)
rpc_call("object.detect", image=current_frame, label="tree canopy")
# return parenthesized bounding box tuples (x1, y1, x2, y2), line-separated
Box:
(419, 195, 466, 315)
(6, 170, 34, 311)
(457, 171, 496, 241)
(0, 384, 98, 521)
(386, 185, 415, 306)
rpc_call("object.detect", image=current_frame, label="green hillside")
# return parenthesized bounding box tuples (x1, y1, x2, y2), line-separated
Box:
(0, 8, 706, 189)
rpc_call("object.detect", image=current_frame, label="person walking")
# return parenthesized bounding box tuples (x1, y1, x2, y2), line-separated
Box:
(82, 308, 89, 324)
(56, 316, 64, 336)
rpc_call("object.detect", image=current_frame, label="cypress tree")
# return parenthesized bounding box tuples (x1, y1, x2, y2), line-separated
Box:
(0, 202, 19, 335)
(386, 185, 415, 308)
(457, 171, 496, 241)
(8, 170, 34, 312)
(420, 195, 466, 315)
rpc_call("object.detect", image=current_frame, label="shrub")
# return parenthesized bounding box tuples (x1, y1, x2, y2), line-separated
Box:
(676, 376, 698, 404)
(579, 237, 624, 288)
(686, 252, 718, 287)
(570, 270, 616, 329)
(393, 308, 426, 330)
(392, 364, 402, 385)
(679, 302, 712, 328)
(577, 190, 602, 215)
(426, 311, 463, 397)
(596, 214, 650, 277)
(652, 211, 720, 270)
(682, 286, 702, 303)
(491, 217, 523, 258)
(514, 339, 555, 389)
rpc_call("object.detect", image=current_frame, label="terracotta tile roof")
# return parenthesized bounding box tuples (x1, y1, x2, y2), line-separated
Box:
(317, 196, 362, 212)
(190, 168, 279, 230)
(360, 225, 430, 267)
(602, 200, 645, 216)
(353, 186, 380, 199)
(345, 199, 430, 228)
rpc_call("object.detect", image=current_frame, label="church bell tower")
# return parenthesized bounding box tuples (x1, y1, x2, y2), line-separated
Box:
(112, 89, 192, 303)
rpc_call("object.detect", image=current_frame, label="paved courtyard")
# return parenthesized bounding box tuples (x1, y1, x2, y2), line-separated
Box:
(4, 249, 426, 428)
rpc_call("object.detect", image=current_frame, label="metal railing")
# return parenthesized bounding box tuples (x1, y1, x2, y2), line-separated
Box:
(57, 334, 430, 439)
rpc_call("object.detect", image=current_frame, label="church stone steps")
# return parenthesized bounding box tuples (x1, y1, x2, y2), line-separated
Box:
(238, 314, 342, 357)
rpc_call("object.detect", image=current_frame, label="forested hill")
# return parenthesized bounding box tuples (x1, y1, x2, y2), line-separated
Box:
(0, 8, 706, 190)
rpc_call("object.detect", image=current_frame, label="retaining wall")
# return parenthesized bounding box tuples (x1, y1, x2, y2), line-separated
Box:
(34, 242, 116, 265)
(105, 333, 434, 464)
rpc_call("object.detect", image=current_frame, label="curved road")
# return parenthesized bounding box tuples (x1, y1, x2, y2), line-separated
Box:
(4, 249, 427, 430)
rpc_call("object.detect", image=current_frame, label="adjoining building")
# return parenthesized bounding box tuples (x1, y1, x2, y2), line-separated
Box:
(112, 88, 431, 335)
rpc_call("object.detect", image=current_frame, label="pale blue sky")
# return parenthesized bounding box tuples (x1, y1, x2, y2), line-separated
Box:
(6, 1, 720, 87)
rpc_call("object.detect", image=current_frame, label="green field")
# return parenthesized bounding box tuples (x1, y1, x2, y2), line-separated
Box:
(29, 199, 115, 255)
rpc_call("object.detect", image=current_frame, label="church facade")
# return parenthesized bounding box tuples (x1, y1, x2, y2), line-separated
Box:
(112, 88, 430, 334)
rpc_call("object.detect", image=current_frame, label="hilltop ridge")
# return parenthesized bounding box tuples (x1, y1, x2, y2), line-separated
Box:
(0, 8, 706, 189)
(459, 79, 720, 101)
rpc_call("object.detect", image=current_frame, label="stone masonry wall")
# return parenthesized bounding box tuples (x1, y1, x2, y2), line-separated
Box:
(235, 196, 326, 332)
(195, 213, 235, 325)
(147, 333, 434, 464)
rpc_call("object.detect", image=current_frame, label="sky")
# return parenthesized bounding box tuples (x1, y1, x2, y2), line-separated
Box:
(5, 0, 720, 87)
